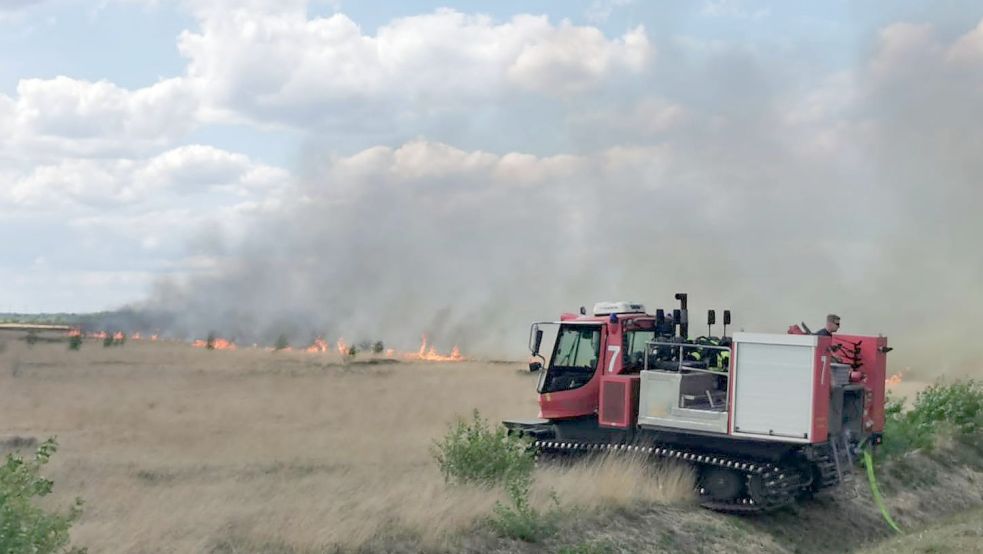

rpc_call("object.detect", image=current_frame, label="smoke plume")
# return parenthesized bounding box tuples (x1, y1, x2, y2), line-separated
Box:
(137, 19, 983, 374)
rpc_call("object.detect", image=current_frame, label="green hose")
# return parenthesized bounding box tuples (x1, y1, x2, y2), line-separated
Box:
(863, 448, 902, 534)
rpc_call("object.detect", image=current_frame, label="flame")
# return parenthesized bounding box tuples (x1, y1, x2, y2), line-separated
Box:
(306, 337, 330, 353)
(131, 332, 141, 340)
(150, 334, 159, 341)
(385, 348, 396, 358)
(404, 334, 465, 362)
(113, 331, 125, 341)
(193, 337, 237, 351)
(68, 328, 81, 337)
(213, 338, 236, 350)
(91, 331, 107, 339)
(337, 338, 349, 356)
(886, 372, 903, 386)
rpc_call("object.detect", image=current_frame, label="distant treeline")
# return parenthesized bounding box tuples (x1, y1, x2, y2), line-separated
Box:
(0, 311, 121, 328)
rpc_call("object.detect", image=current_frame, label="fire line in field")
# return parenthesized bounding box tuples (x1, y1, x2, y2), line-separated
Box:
(73, 329, 467, 361)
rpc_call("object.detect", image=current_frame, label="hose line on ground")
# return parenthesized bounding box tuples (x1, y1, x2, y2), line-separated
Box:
(862, 448, 902, 534)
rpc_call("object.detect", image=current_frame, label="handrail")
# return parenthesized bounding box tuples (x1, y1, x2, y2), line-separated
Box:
(644, 340, 731, 374)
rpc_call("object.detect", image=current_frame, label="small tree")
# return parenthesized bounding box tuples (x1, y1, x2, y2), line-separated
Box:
(0, 438, 85, 553)
(432, 410, 534, 486)
(102, 335, 113, 348)
(347, 345, 358, 359)
(274, 334, 289, 351)
(372, 341, 385, 354)
(68, 335, 82, 351)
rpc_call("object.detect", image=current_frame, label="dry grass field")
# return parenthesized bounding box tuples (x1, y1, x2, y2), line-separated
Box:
(0, 332, 694, 553)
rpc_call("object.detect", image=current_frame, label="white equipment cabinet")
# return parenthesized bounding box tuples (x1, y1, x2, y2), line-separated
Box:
(730, 333, 819, 442)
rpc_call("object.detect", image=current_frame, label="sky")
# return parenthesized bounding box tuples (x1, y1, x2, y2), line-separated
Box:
(2, 0, 983, 367)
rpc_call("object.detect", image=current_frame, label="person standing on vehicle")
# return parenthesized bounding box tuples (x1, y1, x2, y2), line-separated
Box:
(815, 314, 840, 336)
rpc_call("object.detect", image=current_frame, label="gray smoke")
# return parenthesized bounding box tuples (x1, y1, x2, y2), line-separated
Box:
(138, 20, 983, 374)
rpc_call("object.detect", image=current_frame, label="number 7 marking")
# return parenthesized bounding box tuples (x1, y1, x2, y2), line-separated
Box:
(607, 345, 621, 373)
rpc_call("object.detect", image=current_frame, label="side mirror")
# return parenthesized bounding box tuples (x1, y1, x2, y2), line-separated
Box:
(707, 310, 716, 325)
(579, 306, 587, 315)
(532, 328, 544, 356)
(723, 310, 731, 325)
(528, 361, 543, 372)
(672, 309, 681, 325)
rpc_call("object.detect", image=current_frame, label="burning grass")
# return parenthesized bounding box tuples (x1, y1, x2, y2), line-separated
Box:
(0, 333, 683, 553)
(3, 331, 978, 553)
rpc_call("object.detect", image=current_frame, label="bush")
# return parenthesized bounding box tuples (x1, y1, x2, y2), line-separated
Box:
(273, 334, 289, 351)
(907, 380, 982, 435)
(0, 438, 85, 553)
(881, 379, 983, 458)
(490, 473, 556, 542)
(432, 410, 534, 487)
(68, 335, 82, 351)
(372, 341, 385, 354)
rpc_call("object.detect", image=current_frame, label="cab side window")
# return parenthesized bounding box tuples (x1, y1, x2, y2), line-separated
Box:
(623, 330, 655, 372)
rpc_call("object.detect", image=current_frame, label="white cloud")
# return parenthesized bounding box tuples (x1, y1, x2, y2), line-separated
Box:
(507, 24, 649, 95)
(1, 76, 198, 162)
(946, 18, 983, 67)
(3, 144, 288, 209)
(135, 144, 288, 194)
(315, 139, 593, 196)
(177, 8, 652, 127)
(867, 23, 939, 81)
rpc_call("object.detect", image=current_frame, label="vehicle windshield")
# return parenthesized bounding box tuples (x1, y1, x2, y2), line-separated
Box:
(539, 325, 601, 393)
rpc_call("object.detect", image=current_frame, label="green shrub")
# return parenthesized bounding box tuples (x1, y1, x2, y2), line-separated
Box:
(68, 335, 82, 351)
(0, 438, 85, 553)
(432, 410, 534, 486)
(273, 334, 289, 351)
(372, 341, 385, 354)
(908, 380, 982, 435)
(489, 473, 556, 542)
(881, 379, 983, 458)
(102, 335, 113, 348)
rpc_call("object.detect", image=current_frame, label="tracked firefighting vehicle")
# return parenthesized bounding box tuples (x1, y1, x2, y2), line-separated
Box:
(503, 294, 890, 512)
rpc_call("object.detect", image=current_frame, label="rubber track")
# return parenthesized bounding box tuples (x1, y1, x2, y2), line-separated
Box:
(533, 439, 808, 513)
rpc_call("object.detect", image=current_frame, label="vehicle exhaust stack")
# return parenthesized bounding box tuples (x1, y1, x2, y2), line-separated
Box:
(675, 293, 688, 339)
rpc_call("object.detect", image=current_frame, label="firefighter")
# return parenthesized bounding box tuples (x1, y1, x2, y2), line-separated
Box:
(815, 314, 841, 336)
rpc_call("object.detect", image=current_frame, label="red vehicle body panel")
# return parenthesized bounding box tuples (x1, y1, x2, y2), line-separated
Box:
(810, 336, 832, 443)
(598, 374, 641, 428)
(539, 315, 630, 420)
(834, 334, 888, 433)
